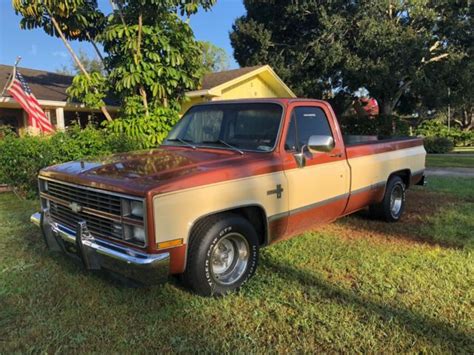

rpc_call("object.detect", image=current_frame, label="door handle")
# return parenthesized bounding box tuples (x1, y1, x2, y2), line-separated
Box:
(330, 153, 342, 158)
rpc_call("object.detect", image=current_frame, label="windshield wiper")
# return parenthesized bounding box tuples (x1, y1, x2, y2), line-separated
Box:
(202, 139, 244, 155)
(166, 137, 196, 149)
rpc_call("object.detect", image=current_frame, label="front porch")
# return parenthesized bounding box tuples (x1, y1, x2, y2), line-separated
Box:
(0, 97, 118, 135)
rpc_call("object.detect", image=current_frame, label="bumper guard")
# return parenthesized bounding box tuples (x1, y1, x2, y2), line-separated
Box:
(31, 211, 169, 285)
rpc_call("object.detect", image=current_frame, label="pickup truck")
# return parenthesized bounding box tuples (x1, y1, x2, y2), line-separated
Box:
(31, 99, 426, 296)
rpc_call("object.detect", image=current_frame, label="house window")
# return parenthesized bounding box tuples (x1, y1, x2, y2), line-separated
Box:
(0, 108, 22, 134)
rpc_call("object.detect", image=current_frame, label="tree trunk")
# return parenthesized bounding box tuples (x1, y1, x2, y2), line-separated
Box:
(379, 99, 394, 116)
(85, 32, 107, 71)
(47, 9, 113, 122)
(378, 99, 397, 134)
(136, 13, 149, 115)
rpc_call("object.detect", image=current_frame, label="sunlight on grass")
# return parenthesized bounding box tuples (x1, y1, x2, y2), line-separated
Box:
(423, 176, 474, 200)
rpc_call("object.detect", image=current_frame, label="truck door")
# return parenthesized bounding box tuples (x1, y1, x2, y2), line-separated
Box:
(280, 102, 350, 236)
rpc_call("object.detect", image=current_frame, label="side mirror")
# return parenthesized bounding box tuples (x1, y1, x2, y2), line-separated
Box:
(307, 135, 335, 153)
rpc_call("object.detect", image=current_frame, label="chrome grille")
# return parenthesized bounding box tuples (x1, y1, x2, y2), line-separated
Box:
(39, 178, 146, 247)
(49, 201, 123, 240)
(46, 180, 122, 215)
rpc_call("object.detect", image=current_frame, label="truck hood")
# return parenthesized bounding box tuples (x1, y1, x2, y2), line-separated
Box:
(39, 147, 253, 196)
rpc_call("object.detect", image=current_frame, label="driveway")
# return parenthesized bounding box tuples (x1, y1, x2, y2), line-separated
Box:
(425, 167, 474, 177)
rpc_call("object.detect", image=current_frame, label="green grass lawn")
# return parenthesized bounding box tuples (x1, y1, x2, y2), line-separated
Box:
(426, 154, 474, 168)
(1, 177, 473, 352)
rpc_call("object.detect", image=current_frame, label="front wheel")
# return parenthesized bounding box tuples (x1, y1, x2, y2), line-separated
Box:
(369, 176, 406, 222)
(182, 213, 259, 296)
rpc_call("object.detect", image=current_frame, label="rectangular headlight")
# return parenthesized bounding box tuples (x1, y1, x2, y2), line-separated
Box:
(124, 225, 146, 244)
(130, 201, 144, 218)
(122, 199, 144, 219)
(132, 226, 146, 243)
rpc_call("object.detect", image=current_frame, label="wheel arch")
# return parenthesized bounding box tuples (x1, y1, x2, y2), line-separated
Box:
(188, 204, 270, 248)
(388, 169, 411, 188)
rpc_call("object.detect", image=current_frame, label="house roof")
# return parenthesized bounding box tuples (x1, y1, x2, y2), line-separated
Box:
(201, 65, 264, 90)
(0, 65, 119, 106)
(0, 64, 74, 102)
(188, 65, 296, 98)
(0, 64, 295, 106)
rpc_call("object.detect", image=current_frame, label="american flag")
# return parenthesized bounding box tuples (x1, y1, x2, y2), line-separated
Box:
(7, 70, 54, 133)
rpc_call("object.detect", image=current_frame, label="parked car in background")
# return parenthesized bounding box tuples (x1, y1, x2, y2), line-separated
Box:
(31, 99, 426, 296)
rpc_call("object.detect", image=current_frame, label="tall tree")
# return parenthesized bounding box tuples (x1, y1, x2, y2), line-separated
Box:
(343, 1, 451, 116)
(57, 48, 105, 75)
(97, 0, 215, 116)
(410, 0, 473, 130)
(200, 41, 230, 73)
(231, 0, 459, 117)
(13, 0, 113, 121)
(230, 1, 351, 101)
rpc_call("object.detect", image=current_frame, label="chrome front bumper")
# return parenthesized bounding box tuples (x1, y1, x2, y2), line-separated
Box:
(31, 211, 169, 285)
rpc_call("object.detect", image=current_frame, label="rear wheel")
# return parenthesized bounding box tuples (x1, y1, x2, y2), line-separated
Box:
(182, 213, 259, 296)
(369, 176, 406, 222)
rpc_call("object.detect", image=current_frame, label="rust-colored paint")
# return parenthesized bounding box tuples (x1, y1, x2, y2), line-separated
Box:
(146, 190, 157, 254)
(268, 194, 346, 244)
(410, 171, 424, 186)
(285, 197, 344, 237)
(343, 185, 385, 216)
(168, 244, 187, 274)
(268, 217, 288, 244)
(346, 138, 423, 159)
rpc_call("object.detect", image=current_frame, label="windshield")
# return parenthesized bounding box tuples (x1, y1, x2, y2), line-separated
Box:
(163, 103, 283, 152)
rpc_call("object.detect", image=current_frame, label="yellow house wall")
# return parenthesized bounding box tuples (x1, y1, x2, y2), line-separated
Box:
(218, 76, 279, 100)
(180, 75, 285, 115)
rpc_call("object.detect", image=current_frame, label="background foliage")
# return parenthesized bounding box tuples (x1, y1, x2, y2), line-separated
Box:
(0, 126, 140, 197)
(231, 0, 472, 136)
(415, 119, 473, 147)
(13, 0, 217, 143)
(422, 137, 454, 154)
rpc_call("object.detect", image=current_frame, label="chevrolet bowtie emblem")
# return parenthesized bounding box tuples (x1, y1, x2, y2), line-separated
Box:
(69, 202, 82, 213)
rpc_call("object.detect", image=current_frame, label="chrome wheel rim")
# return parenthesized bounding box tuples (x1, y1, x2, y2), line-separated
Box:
(390, 184, 403, 217)
(210, 233, 249, 285)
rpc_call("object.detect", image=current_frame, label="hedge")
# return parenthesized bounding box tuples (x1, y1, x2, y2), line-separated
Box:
(0, 125, 141, 197)
(415, 119, 473, 147)
(423, 137, 454, 154)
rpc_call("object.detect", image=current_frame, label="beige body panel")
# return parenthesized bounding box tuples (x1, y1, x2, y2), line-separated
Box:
(348, 145, 426, 192)
(152, 146, 425, 245)
(284, 159, 351, 211)
(153, 172, 289, 244)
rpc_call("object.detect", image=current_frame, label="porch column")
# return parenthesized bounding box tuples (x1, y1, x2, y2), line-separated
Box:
(55, 107, 65, 131)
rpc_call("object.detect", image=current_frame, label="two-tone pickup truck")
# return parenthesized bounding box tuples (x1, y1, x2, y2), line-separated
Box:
(31, 99, 426, 296)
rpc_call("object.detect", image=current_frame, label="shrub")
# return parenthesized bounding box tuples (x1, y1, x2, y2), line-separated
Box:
(415, 119, 473, 147)
(423, 137, 454, 154)
(0, 125, 140, 197)
(105, 106, 179, 148)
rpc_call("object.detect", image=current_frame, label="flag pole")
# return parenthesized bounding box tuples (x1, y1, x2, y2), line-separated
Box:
(0, 56, 22, 97)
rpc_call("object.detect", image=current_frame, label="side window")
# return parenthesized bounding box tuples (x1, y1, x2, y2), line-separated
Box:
(285, 106, 333, 151)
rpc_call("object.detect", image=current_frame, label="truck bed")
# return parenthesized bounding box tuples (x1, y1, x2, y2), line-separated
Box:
(344, 136, 423, 159)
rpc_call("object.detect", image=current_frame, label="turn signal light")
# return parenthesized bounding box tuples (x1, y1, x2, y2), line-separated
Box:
(157, 238, 183, 249)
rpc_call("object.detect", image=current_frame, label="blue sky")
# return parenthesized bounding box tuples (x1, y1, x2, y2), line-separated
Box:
(0, 0, 245, 72)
